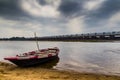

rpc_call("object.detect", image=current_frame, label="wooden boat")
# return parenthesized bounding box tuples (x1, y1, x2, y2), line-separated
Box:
(4, 47, 59, 67)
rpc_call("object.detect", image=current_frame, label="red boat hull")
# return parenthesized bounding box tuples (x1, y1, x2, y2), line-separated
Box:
(8, 55, 58, 67)
(4, 47, 60, 67)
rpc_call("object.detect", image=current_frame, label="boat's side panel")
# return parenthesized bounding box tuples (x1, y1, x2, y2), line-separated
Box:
(9, 55, 58, 67)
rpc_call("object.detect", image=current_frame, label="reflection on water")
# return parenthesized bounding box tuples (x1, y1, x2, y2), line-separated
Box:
(0, 41, 120, 75)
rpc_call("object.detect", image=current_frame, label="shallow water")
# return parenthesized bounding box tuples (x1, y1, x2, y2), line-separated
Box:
(0, 41, 120, 75)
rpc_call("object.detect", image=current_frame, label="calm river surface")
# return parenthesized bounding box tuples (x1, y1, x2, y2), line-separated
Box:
(0, 41, 120, 75)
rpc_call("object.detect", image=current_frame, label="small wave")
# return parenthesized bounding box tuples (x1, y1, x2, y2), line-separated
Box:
(104, 50, 120, 55)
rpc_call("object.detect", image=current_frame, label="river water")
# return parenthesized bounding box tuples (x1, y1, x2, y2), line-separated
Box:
(0, 41, 120, 75)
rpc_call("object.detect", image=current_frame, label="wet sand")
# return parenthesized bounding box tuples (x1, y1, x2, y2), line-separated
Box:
(0, 62, 120, 80)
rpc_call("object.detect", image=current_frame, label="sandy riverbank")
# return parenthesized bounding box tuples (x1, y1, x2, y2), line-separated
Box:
(0, 62, 120, 80)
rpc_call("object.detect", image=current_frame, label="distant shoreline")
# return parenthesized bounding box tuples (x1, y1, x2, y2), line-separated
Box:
(0, 39, 120, 42)
(0, 61, 120, 80)
(0, 35, 120, 42)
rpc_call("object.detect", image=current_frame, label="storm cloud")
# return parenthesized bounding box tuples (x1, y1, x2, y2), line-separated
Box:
(0, 0, 120, 37)
(37, 0, 47, 5)
(87, 0, 120, 20)
(0, 0, 29, 20)
(58, 0, 83, 17)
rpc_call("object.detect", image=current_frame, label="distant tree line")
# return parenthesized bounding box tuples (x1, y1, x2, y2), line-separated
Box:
(0, 36, 120, 41)
(0, 31, 120, 41)
(0, 37, 35, 41)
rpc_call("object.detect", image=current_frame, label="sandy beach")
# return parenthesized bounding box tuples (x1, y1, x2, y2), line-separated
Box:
(0, 62, 119, 80)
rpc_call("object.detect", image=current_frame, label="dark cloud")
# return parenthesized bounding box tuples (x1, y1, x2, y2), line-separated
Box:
(58, 0, 85, 17)
(0, 0, 119, 36)
(37, 0, 47, 5)
(99, 0, 120, 18)
(0, 0, 29, 20)
(1, 0, 120, 21)
(86, 0, 120, 22)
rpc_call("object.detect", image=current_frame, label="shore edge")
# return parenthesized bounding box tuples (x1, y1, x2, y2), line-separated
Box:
(0, 61, 120, 80)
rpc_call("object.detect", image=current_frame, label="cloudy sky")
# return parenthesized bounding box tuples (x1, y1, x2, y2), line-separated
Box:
(0, 0, 120, 38)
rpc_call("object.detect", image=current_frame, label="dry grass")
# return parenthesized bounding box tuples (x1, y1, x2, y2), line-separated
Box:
(0, 62, 120, 80)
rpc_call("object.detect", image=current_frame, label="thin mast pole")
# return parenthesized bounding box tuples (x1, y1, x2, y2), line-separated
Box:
(34, 32, 40, 51)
